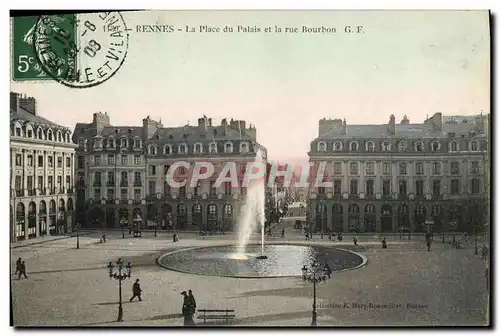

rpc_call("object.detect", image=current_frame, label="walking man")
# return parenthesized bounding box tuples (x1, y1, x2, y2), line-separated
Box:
(15, 258, 22, 275)
(188, 289, 196, 313)
(353, 236, 359, 247)
(130, 279, 142, 301)
(18, 261, 28, 280)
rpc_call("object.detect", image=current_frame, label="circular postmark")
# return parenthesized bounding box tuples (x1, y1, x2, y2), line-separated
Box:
(33, 12, 129, 88)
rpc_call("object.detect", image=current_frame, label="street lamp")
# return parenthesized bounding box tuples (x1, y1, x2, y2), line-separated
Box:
(302, 261, 328, 326)
(154, 216, 158, 237)
(76, 222, 80, 249)
(120, 217, 127, 239)
(107, 258, 132, 322)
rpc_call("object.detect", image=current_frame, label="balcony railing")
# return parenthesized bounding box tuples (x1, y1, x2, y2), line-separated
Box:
(107, 181, 116, 187)
(349, 193, 358, 199)
(134, 181, 142, 187)
(39, 188, 47, 195)
(49, 187, 55, 195)
(28, 189, 36, 196)
(67, 187, 74, 194)
(93, 181, 102, 187)
(15, 189, 24, 197)
(120, 182, 128, 187)
(133, 199, 142, 204)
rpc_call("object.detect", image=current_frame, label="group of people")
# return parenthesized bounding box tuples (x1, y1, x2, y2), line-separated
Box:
(181, 289, 197, 326)
(301, 261, 332, 280)
(14, 258, 28, 279)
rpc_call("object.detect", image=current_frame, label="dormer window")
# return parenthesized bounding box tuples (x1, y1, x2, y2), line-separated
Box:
(349, 141, 359, 152)
(164, 145, 172, 155)
(47, 129, 53, 141)
(431, 141, 440, 152)
(26, 128, 33, 138)
(240, 142, 249, 153)
(194, 143, 203, 153)
(225, 142, 233, 153)
(398, 140, 407, 151)
(94, 139, 102, 148)
(209, 143, 217, 153)
(108, 138, 115, 148)
(78, 139, 85, 147)
(57, 131, 62, 142)
(414, 141, 424, 152)
(149, 145, 157, 155)
(133, 139, 141, 148)
(317, 142, 326, 152)
(120, 139, 127, 148)
(37, 128, 43, 139)
(65, 133, 70, 142)
(366, 141, 375, 152)
(449, 141, 459, 152)
(15, 126, 22, 137)
(381, 141, 390, 151)
(179, 144, 187, 154)
(333, 141, 342, 151)
(470, 140, 479, 151)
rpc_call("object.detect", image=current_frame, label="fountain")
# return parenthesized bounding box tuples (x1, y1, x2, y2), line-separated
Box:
(236, 150, 267, 259)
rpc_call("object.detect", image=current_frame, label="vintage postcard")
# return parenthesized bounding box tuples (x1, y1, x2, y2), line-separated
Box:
(9, 10, 490, 327)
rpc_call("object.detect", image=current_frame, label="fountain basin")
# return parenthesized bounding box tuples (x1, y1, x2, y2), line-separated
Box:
(157, 244, 366, 278)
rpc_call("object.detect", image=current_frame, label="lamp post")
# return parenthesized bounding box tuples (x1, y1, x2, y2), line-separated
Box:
(120, 217, 127, 239)
(154, 216, 158, 237)
(76, 222, 80, 249)
(107, 258, 132, 322)
(302, 261, 328, 326)
(475, 227, 478, 255)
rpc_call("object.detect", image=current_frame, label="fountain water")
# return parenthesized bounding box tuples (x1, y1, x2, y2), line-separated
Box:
(236, 150, 267, 259)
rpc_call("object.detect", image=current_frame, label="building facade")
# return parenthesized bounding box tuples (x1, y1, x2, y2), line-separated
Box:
(307, 112, 489, 234)
(73, 113, 266, 231)
(10, 92, 77, 242)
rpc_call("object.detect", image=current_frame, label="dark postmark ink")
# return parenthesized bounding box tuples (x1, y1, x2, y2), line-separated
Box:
(33, 12, 129, 88)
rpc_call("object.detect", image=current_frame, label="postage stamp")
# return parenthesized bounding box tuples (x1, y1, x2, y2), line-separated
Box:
(12, 12, 129, 88)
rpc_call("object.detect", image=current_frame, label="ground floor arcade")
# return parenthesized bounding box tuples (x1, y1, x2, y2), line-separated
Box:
(11, 195, 75, 242)
(308, 198, 488, 234)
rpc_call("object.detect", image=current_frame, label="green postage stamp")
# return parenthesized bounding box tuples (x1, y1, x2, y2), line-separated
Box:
(11, 13, 129, 87)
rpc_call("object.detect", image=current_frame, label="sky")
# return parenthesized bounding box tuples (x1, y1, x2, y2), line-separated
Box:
(10, 10, 490, 164)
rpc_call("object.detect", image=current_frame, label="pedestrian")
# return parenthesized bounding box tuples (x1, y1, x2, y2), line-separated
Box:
(173, 233, 178, 243)
(15, 258, 22, 275)
(281, 228, 285, 238)
(301, 265, 308, 280)
(324, 262, 332, 279)
(129, 279, 142, 301)
(382, 237, 387, 249)
(18, 261, 28, 280)
(427, 240, 432, 252)
(188, 289, 196, 313)
(337, 232, 343, 242)
(305, 232, 309, 241)
(181, 291, 196, 326)
(353, 236, 359, 247)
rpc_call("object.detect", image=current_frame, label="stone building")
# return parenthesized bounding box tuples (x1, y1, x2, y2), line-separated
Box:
(307, 113, 489, 234)
(73, 113, 266, 231)
(10, 92, 77, 242)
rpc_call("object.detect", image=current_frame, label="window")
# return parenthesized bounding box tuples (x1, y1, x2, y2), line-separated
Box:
(366, 162, 374, 175)
(225, 143, 233, 153)
(195, 143, 202, 153)
(27, 176, 33, 191)
(57, 156, 62, 168)
(366, 180, 374, 196)
(471, 178, 480, 194)
(318, 142, 326, 151)
(108, 139, 115, 148)
(398, 180, 407, 196)
(333, 162, 342, 175)
(121, 155, 128, 165)
(334, 142, 342, 151)
(210, 143, 217, 153)
(15, 176, 22, 191)
(164, 181, 171, 196)
(108, 154, 115, 165)
(95, 155, 101, 165)
(383, 162, 391, 175)
(334, 180, 342, 195)
(431, 141, 440, 151)
(66, 157, 71, 168)
(133, 155, 141, 165)
(27, 155, 33, 167)
(94, 188, 102, 200)
(450, 162, 460, 175)
(121, 189, 128, 201)
(65, 175, 70, 188)
(48, 176, 53, 189)
(350, 162, 358, 175)
(148, 181, 156, 196)
(415, 162, 424, 175)
(382, 180, 391, 196)
(107, 189, 114, 200)
(133, 139, 141, 148)
(57, 132, 62, 142)
(470, 141, 479, 151)
(164, 164, 171, 175)
(134, 189, 141, 201)
(57, 176, 62, 188)
(120, 172, 128, 186)
(414, 141, 424, 152)
(121, 139, 127, 148)
(416, 180, 424, 196)
(93, 138, 101, 148)
(94, 172, 102, 184)
(366, 141, 375, 152)
(471, 161, 479, 174)
(381, 141, 390, 151)
(349, 142, 359, 151)
(398, 141, 407, 151)
(432, 181, 441, 197)
(451, 179, 460, 194)
(240, 143, 248, 153)
(194, 181, 201, 196)
(178, 145, 186, 154)
(399, 162, 407, 175)
(134, 172, 141, 186)
(432, 162, 441, 175)
(224, 182, 232, 195)
(179, 186, 186, 197)
(39, 155, 45, 168)
(349, 180, 358, 195)
(210, 181, 217, 196)
(27, 129, 33, 138)
(107, 172, 115, 185)
(48, 156, 53, 168)
(37, 176, 43, 190)
(149, 165, 156, 175)
(450, 141, 459, 152)
(15, 127, 21, 136)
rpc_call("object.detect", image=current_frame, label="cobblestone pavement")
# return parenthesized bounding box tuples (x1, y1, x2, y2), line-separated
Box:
(11, 234, 489, 327)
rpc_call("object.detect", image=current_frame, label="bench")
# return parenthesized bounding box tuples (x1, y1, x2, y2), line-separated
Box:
(197, 309, 235, 324)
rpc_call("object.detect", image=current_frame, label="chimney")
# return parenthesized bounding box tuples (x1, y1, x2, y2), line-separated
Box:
(142, 116, 162, 140)
(424, 112, 443, 131)
(92, 112, 111, 133)
(10, 92, 37, 115)
(198, 117, 206, 130)
(318, 118, 344, 137)
(401, 115, 410, 124)
(208, 118, 212, 127)
(342, 119, 347, 135)
(388, 114, 396, 135)
(221, 118, 228, 136)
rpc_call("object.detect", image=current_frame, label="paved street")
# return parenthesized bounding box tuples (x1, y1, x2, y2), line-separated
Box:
(11, 231, 489, 327)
